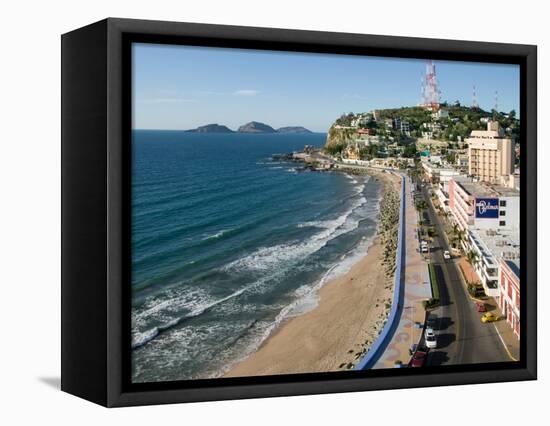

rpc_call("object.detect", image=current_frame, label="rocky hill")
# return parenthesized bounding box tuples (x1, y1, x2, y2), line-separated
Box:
(276, 126, 312, 134)
(186, 123, 234, 133)
(324, 104, 520, 155)
(237, 121, 277, 133)
(186, 121, 313, 134)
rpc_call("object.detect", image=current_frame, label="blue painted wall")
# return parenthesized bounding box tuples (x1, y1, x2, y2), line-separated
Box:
(355, 175, 406, 370)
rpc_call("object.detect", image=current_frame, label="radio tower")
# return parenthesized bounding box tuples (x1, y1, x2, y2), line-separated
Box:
(493, 90, 499, 119)
(421, 60, 440, 111)
(472, 85, 479, 110)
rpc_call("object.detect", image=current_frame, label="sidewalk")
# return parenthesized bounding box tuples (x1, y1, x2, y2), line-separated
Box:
(479, 294, 520, 361)
(428, 192, 520, 362)
(373, 176, 431, 368)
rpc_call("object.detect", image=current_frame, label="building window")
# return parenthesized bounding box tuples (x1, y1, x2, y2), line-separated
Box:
(500, 210, 506, 216)
(500, 200, 507, 207)
(499, 220, 506, 226)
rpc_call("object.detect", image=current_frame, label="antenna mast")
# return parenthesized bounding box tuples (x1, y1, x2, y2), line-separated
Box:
(472, 85, 479, 109)
(421, 60, 440, 111)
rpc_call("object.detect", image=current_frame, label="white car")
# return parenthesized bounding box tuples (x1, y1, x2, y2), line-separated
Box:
(443, 250, 451, 260)
(425, 328, 437, 349)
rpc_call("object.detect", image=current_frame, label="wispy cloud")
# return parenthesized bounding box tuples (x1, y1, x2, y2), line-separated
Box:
(233, 89, 260, 96)
(137, 97, 197, 104)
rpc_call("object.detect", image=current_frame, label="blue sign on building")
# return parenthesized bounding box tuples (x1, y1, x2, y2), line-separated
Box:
(475, 197, 499, 219)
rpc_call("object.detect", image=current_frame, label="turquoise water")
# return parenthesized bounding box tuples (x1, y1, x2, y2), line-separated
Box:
(131, 130, 382, 382)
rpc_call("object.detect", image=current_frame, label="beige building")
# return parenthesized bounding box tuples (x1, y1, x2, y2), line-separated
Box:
(467, 121, 514, 183)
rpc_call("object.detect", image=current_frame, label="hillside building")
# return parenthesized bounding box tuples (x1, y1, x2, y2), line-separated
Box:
(467, 121, 515, 183)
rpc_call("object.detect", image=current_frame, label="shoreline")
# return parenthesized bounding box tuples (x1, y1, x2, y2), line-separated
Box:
(224, 170, 401, 377)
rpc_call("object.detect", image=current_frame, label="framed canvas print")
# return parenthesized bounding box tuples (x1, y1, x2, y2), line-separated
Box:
(61, 18, 537, 407)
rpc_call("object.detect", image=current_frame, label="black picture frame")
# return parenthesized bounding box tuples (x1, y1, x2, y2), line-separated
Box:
(61, 17, 537, 407)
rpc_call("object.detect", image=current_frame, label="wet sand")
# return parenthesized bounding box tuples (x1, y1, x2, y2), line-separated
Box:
(225, 171, 401, 377)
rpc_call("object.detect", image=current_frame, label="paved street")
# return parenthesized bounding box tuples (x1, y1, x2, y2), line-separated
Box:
(417, 183, 512, 365)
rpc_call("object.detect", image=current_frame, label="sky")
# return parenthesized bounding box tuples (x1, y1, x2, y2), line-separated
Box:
(133, 43, 520, 132)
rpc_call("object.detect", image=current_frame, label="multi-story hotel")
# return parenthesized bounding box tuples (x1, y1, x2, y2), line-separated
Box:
(447, 177, 519, 298)
(448, 177, 519, 232)
(467, 121, 515, 183)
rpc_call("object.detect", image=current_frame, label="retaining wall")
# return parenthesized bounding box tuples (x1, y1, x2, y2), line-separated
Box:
(355, 175, 406, 370)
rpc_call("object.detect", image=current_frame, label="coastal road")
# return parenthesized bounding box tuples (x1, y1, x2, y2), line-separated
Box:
(417, 183, 511, 366)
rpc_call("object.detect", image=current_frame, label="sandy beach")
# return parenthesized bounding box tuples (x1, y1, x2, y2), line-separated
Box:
(225, 170, 401, 377)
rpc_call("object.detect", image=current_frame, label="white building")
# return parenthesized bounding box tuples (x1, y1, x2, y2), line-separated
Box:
(432, 109, 449, 120)
(421, 159, 461, 187)
(467, 121, 515, 183)
(466, 227, 519, 298)
(447, 177, 520, 298)
(448, 177, 520, 232)
(456, 153, 469, 168)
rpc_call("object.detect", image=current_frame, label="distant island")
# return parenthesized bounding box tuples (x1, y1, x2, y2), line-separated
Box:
(185, 121, 312, 134)
(185, 123, 234, 133)
(276, 126, 313, 134)
(238, 121, 276, 133)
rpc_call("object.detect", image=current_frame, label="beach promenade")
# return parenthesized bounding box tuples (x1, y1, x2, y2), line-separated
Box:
(372, 175, 431, 368)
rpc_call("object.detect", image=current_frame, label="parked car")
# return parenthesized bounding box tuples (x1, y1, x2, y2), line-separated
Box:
(409, 350, 428, 368)
(421, 241, 429, 253)
(475, 302, 487, 312)
(425, 328, 437, 349)
(426, 315, 437, 329)
(481, 312, 500, 323)
(443, 250, 451, 260)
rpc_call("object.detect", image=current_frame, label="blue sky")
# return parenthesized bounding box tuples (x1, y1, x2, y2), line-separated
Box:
(133, 43, 520, 132)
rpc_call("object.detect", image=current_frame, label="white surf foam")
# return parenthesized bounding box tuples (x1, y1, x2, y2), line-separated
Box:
(224, 184, 367, 273)
(132, 285, 252, 349)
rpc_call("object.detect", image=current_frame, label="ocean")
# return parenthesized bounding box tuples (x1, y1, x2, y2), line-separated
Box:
(131, 130, 382, 382)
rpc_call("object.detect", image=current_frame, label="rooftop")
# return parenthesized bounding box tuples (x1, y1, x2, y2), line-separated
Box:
(504, 259, 520, 279)
(470, 227, 520, 273)
(454, 176, 520, 198)
(468, 130, 502, 138)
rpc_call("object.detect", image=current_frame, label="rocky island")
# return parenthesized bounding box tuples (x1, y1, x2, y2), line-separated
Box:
(185, 121, 313, 134)
(185, 123, 234, 133)
(276, 126, 312, 134)
(237, 121, 277, 133)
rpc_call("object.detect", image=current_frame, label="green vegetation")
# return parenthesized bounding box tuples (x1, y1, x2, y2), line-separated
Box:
(334, 112, 355, 127)
(438, 105, 520, 142)
(467, 283, 486, 299)
(423, 263, 440, 310)
(423, 298, 440, 310)
(426, 226, 437, 239)
(324, 141, 345, 156)
(324, 105, 520, 165)
(375, 106, 431, 132)
(402, 144, 417, 158)
(450, 224, 465, 251)
(428, 263, 440, 300)
(359, 144, 388, 160)
(415, 200, 427, 212)
(466, 250, 480, 269)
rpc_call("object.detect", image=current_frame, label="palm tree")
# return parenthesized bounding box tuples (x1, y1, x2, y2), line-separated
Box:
(416, 200, 427, 213)
(455, 229, 465, 250)
(466, 250, 479, 270)
(450, 224, 465, 251)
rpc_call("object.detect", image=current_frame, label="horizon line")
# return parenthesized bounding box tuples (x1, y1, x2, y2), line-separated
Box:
(132, 128, 328, 133)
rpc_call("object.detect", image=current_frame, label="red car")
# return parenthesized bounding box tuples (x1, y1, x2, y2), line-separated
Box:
(409, 350, 428, 368)
(475, 302, 487, 312)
